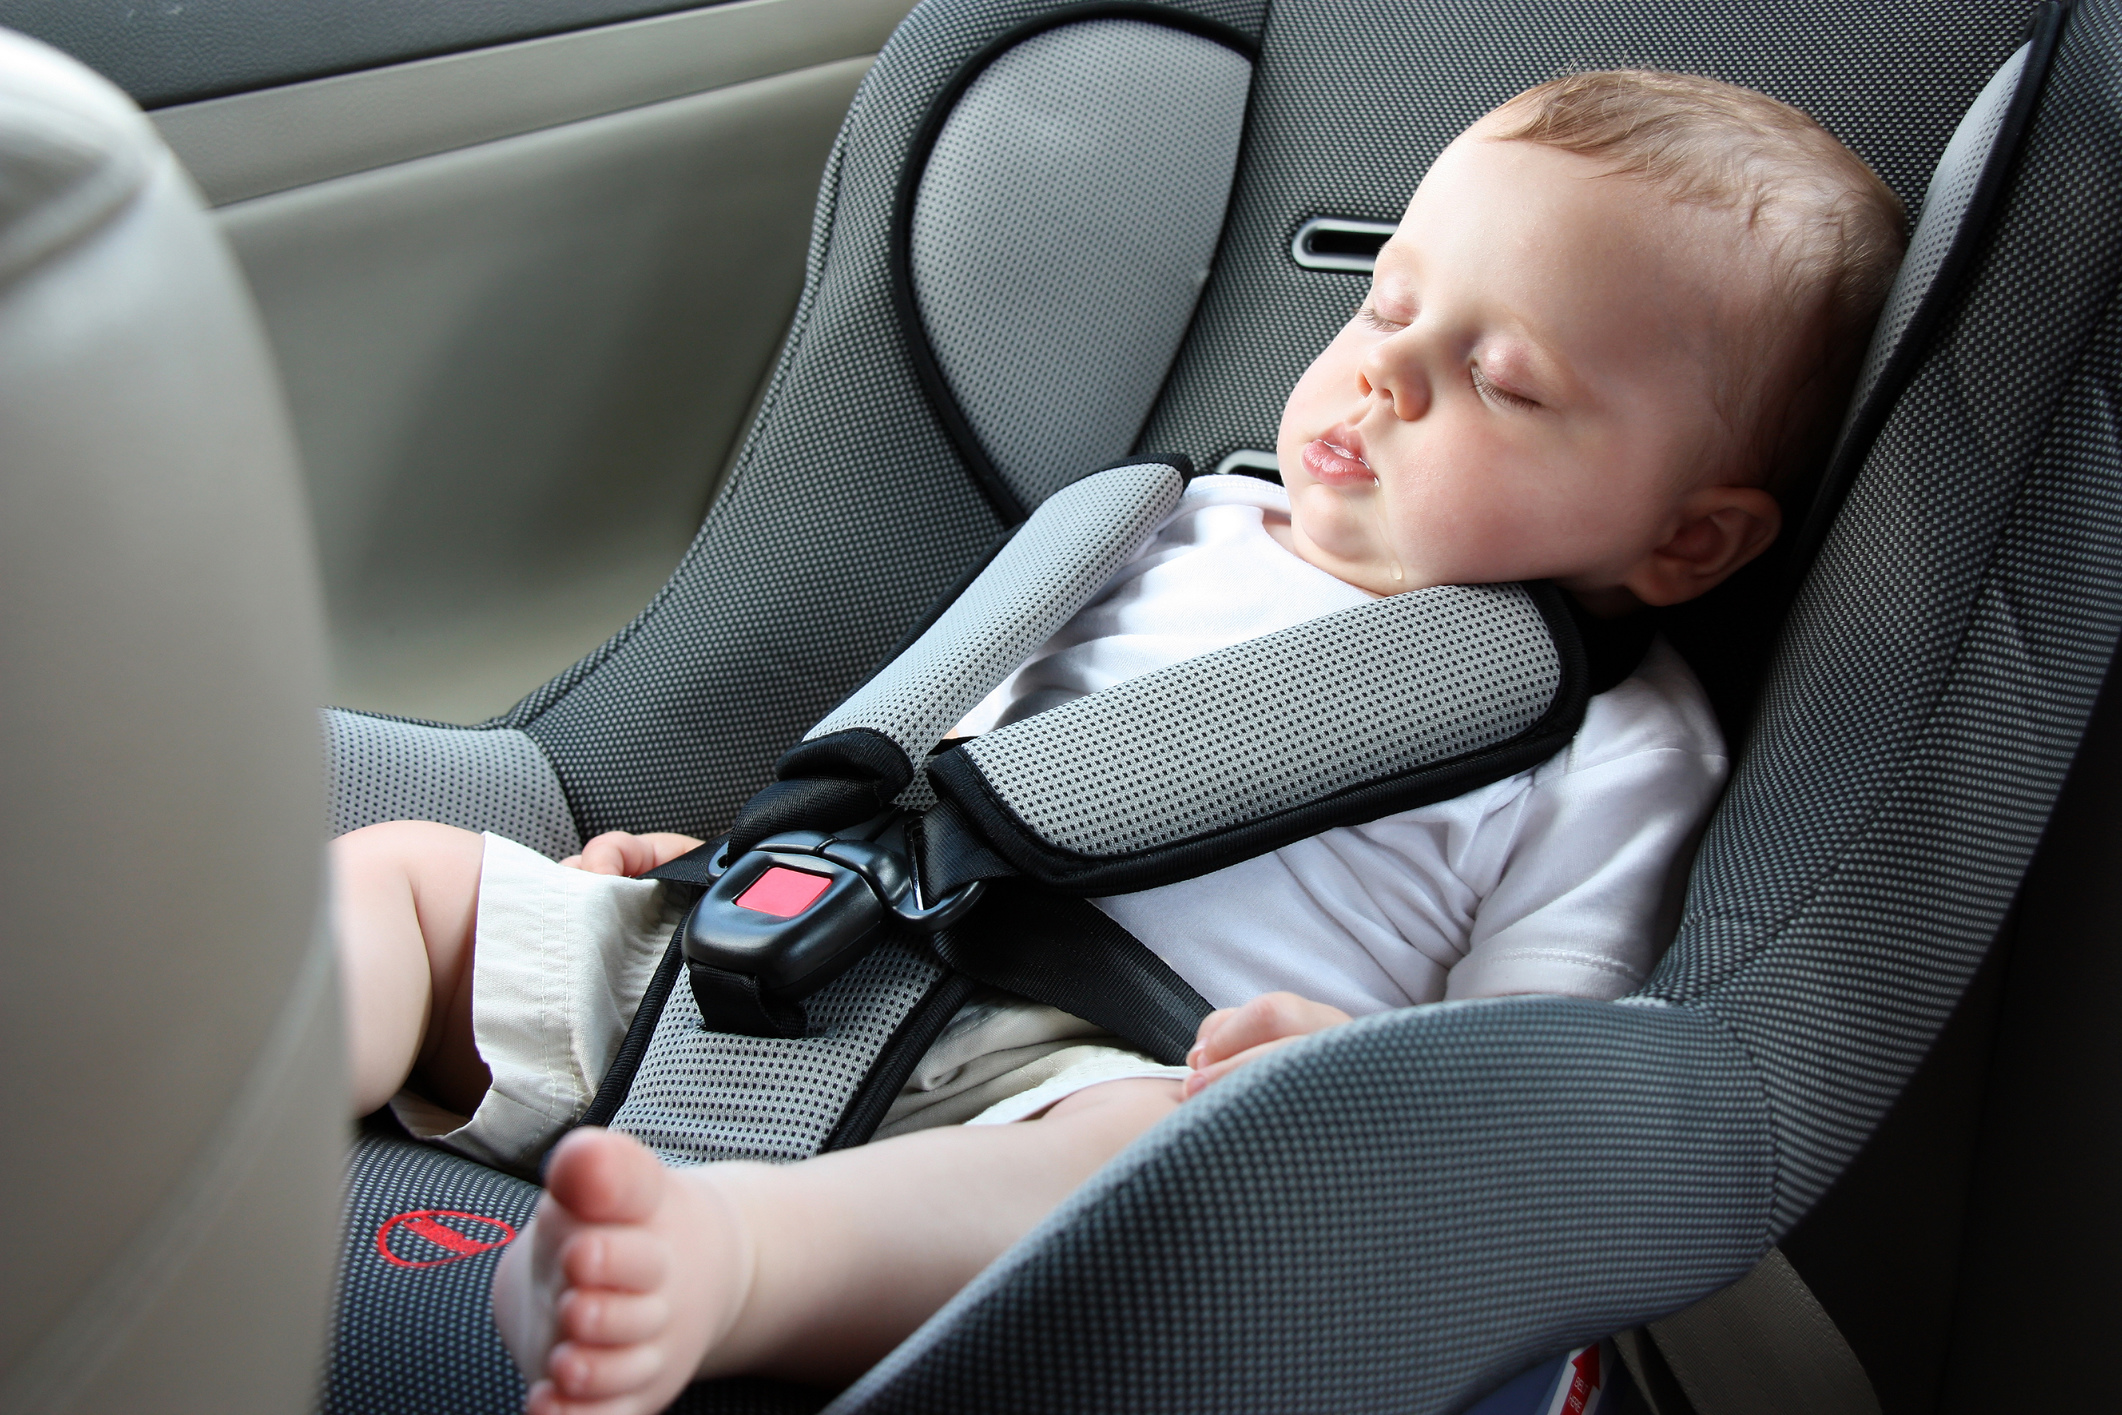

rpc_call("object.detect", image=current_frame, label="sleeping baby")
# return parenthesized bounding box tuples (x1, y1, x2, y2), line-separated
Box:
(327, 69, 1904, 1413)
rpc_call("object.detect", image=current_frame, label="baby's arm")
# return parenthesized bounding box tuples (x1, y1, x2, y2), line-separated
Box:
(562, 831, 704, 877)
(1182, 991, 1353, 1098)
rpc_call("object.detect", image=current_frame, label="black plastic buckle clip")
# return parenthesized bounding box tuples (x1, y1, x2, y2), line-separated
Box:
(677, 821, 982, 1038)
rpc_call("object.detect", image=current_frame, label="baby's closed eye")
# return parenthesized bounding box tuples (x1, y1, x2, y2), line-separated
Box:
(1470, 364, 1540, 409)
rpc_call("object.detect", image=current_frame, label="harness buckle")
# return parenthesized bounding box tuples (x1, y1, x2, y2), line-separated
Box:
(679, 820, 983, 1037)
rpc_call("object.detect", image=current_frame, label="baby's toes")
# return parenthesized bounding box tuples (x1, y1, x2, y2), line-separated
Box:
(523, 1376, 661, 1415)
(560, 1226, 669, 1294)
(559, 1288, 669, 1347)
(548, 1338, 668, 1401)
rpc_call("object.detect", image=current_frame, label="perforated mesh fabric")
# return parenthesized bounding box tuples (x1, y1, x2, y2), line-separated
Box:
(960, 584, 1557, 855)
(912, 21, 1249, 508)
(324, 709, 581, 859)
(609, 940, 943, 1166)
(1845, 42, 2030, 420)
(503, 0, 1266, 847)
(332, 1134, 831, 1415)
(831, 998, 1773, 1415)
(327, 1135, 539, 1415)
(1652, 0, 2122, 1231)
(808, 463, 1183, 758)
(1137, 0, 2037, 474)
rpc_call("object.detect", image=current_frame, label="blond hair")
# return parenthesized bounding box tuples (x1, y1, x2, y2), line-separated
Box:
(1490, 70, 1907, 495)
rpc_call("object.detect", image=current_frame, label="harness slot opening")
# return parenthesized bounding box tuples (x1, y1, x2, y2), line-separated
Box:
(1291, 216, 1398, 272)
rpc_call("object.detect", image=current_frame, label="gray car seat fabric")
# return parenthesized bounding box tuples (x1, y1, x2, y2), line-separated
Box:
(0, 29, 342, 1415)
(909, 18, 1250, 510)
(324, 709, 582, 859)
(321, 0, 2095, 1410)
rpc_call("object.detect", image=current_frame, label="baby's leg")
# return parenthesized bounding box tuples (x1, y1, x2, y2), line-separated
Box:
(494, 1077, 1182, 1413)
(331, 821, 489, 1116)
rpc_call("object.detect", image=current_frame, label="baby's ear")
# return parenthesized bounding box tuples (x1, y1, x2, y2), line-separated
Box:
(1621, 485, 1782, 608)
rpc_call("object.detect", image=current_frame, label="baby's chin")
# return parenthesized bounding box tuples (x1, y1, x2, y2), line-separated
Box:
(1278, 522, 1430, 596)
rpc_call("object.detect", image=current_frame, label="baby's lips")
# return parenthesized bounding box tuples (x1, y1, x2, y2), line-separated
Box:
(1301, 437, 1378, 486)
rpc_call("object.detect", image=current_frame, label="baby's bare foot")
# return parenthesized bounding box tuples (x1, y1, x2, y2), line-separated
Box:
(492, 1127, 755, 1415)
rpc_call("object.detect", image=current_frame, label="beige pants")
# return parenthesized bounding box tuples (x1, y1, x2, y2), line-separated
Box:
(391, 834, 1186, 1168)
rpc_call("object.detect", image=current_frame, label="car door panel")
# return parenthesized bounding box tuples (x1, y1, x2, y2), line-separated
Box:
(99, 0, 916, 722)
(0, 0, 863, 107)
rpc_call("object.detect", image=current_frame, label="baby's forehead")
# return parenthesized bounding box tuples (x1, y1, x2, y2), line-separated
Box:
(1404, 137, 1767, 284)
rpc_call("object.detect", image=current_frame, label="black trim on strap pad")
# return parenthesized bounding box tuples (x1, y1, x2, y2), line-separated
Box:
(929, 882, 1211, 1065)
(575, 929, 686, 1130)
(821, 971, 982, 1151)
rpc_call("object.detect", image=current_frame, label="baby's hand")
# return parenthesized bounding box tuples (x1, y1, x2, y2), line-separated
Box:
(1181, 992, 1353, 1099)
(561, 831, 704, 877)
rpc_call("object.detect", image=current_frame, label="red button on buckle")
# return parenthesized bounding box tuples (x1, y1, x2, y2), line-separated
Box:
(734, 865, 833, 918)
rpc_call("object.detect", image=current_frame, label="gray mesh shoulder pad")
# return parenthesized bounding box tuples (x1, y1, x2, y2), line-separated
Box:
(806, 459, 1187, 768)
(926, 580, 1586, 894)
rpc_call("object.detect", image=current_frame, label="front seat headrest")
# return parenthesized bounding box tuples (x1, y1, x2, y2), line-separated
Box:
(0, 27, 344, 1414)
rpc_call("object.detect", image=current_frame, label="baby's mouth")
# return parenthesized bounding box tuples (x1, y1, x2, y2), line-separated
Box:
(1301, 434, 1378, 487)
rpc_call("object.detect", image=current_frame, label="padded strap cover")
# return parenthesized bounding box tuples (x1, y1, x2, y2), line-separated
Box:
(927, 580, 1583, 893)
(601, 937, 950, 1166)
(807, 460, 1188, 770)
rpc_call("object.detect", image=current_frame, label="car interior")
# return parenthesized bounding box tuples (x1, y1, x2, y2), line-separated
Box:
(3, 0, 2119, 1411)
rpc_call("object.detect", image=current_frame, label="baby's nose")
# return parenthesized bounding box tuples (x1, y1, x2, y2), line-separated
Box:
(1363, 353, 1431, 420)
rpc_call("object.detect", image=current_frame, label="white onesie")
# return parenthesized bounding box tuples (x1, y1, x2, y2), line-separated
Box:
(955, 473, 1728, 1015)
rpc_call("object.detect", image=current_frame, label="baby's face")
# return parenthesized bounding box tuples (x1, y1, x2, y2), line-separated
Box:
(1275, 121, 1766, 602)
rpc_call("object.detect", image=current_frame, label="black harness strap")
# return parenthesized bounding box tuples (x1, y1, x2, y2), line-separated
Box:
(914, 799, 1015, 898)
(929, 882, 1211, 1065)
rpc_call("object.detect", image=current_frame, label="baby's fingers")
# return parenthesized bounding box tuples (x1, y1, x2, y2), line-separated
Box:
(1181, 1035, 1302, 1098)
(567, 832, 644, 877)
(1188, 992, 1352, 1067)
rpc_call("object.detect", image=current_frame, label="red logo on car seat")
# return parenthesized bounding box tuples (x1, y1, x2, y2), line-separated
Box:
(374, 1209, 518, 1268)
(1546, 1343, 1603, 1415)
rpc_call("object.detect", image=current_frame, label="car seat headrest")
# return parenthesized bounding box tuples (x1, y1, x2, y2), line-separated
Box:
(0, 25, 150, 284)
(900, 12, 1253, 518)
(0, 27, 342, 1411)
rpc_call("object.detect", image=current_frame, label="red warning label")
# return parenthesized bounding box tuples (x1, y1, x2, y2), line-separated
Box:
(374, 1209, 518, 1269)
(1545, 1343, 1604, 1415)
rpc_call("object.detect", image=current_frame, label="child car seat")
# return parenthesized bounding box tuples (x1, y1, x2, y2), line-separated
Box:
(317, 0, 2122, 1411)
